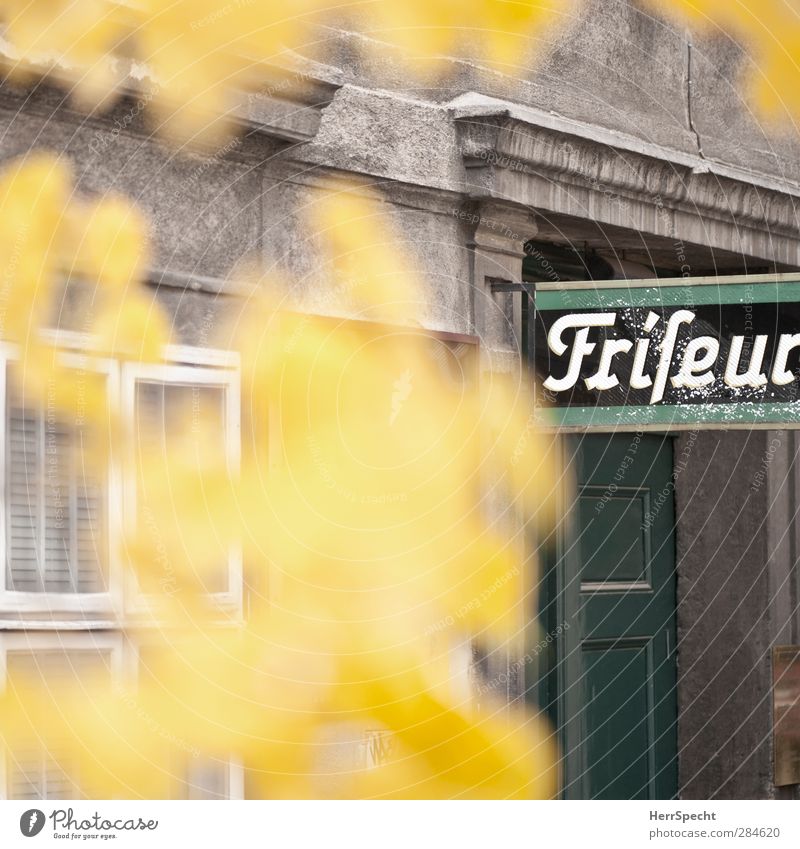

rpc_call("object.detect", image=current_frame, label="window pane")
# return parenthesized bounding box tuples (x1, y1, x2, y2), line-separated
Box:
(137, 645, 230, 799)
(134, 380, 228, 595)
(180, 757, 229, 800)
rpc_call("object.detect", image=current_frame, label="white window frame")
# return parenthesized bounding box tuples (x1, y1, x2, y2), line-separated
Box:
(0, 334, 241, 620)
(121, 346, 242, 613)
(0, 630, 244, 801)
(0, 343, 122, 617)
(182, 753, 245, 800)
(0, 630, 127, 800)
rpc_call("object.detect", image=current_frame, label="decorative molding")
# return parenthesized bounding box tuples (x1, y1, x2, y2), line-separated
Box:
(459, 199, 537, 258)
(452, 93, 800, 262)
(0, 42, 342, 147)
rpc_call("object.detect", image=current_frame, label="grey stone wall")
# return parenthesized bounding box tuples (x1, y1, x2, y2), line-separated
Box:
(307, 0, 800, 185)
(675, 430, 800, 799)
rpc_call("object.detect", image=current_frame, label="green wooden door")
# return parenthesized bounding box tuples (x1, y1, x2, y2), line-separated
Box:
(555, 434, 678, 799)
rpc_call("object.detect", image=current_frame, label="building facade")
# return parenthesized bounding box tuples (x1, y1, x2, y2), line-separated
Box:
(1, 0, 800, 799)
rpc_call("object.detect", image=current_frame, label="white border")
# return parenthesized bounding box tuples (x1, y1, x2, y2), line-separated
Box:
(0, 342, 242, 624)
(0, 347, 120, 617)
(0, 630, 126, 800)
(120, 359, 242, 614)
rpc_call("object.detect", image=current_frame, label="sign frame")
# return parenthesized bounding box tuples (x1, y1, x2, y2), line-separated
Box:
(528, 271, 800, 432)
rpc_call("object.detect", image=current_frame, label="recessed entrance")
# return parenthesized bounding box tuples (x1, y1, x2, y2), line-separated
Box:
(534, 434, 678, 799)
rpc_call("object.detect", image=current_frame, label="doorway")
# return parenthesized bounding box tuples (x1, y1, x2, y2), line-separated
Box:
(535, 433, 678, 799)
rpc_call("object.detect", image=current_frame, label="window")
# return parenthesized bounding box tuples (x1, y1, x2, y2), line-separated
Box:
(0, 339, 242, 801)
(0, 351, 117, 615)
(0, 633, 244, 800)
(0, 341, 240, 616)
(123, 357, 241, 609)
(135, 642, 243, 800)
(176, 756, 235, 800)
(0, 632, 123, 800)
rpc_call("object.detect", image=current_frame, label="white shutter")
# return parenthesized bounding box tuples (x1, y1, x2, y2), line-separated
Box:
(5, 650, 112, 799)
(5, 369, 106, 594)
(6, 407, 40, 592)
(7, 747, 45, 799)
(43, 421, 73, 592)
(75, 467, 104, 593)
(7, 746, 79, 800)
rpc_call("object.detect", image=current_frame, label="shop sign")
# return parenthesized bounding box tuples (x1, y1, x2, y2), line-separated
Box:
(533, 273, 800, 429)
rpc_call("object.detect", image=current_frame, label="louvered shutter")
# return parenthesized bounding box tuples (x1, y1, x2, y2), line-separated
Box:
(5, 369, 106, 594)
(6, 407, 40, 592)
(75, 462, 104, 593)
(5, 650, 112, 799)
(43, 420, 73, 592)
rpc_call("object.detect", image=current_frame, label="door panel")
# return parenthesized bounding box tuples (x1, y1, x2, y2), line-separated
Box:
(562, 434, 678, 799)
(583, 640, 652, 799)
(578, 487, 650, 586)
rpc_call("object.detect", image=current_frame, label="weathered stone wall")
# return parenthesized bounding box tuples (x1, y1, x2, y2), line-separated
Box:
(676, 430, 800, 799)
(308, 0, 800, 185)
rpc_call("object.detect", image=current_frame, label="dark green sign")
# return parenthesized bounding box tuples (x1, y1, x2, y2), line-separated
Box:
(532, 273, 800, 429)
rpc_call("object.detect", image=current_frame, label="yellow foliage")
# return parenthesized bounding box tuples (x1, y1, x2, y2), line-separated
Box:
(1, 0, 798, 141)
(0, 155, 558, 797)
(10, 0, 793, 803)
(0, 0, 577, 143)
(644, 0, 800, 121)
(0, 0, 601, 801)
(74, 195, 149, 292)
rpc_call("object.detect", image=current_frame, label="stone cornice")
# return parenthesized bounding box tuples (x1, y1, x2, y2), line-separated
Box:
(450, 92, 800, 199)
(0, 39, 342, 146)
(451, 93, 800, 258)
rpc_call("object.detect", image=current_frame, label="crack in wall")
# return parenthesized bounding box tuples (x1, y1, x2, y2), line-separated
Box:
(686, 37, 707, 162)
